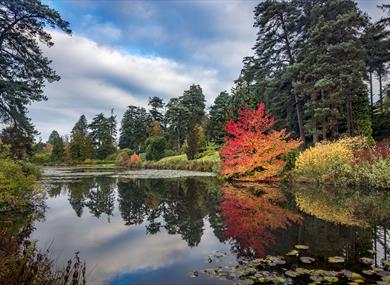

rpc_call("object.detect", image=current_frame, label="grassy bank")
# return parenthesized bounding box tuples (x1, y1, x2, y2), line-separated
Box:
(116, 150, 220, 173)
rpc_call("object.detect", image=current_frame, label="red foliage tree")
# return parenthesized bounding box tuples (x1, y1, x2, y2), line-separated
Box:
(220, 184, 301, 257)
(219, 103, 301, 181)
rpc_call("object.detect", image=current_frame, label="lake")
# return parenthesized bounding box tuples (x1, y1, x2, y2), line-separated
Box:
(27, 167, 390, 284)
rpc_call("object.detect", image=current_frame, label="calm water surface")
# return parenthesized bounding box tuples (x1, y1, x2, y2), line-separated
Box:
(29, 167, 390, 284)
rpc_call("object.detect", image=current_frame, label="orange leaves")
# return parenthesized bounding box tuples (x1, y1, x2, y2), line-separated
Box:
(219, 103, 301, 181)
(130, 153, 140, 163)
(220, 184, 301, 256)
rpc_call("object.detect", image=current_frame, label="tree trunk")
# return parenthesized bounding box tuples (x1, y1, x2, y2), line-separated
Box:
(369, 71, 373, 107)
(279, 12, 306, 148)
(379, 72, 383, 112)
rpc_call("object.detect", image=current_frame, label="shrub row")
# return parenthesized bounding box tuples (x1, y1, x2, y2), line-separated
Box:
(293, 136, 390, 189)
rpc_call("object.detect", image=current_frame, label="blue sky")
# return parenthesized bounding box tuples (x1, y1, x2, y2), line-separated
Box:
(31, 0, 387, 140)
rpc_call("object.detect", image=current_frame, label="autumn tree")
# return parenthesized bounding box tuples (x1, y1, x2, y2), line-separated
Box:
(220, 103, 301, 181)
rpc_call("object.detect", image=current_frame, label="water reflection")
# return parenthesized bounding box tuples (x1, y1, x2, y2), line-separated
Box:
(220, 183, 301, 257)
(25, 172, 390, 284)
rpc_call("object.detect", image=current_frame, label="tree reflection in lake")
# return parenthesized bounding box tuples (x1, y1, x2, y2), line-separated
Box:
(117, 177, 225, 247)
(29, 171, 390, 284)
(220, 183, 301, 257)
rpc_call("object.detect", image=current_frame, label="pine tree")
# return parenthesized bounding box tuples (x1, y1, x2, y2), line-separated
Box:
(51, 135, 65, 162)
(165, 98, 190, 152)
(295, 0, 368, 142)
(47, 130, 60, 145)
(119, 106, 150, 150)
(207, 91, 231, 144)
(89, 113, 116, 159)
(0, 0, 70, 146)
(148, 96, 164, 122)
(72, 115, 88, 136)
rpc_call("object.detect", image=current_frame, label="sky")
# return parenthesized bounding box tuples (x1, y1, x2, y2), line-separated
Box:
(30, 0, 386, 140)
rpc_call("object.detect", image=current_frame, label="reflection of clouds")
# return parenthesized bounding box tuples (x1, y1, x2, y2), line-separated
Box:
(31, 193, 227, 284)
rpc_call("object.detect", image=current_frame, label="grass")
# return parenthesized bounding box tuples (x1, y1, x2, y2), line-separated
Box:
(143, 151, 221, 172)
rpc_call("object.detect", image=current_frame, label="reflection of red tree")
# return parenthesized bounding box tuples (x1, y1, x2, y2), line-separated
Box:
(221, 184, 301, 257)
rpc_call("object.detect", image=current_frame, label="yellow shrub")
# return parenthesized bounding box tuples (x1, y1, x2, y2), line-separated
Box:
(294, 136, 368, 183)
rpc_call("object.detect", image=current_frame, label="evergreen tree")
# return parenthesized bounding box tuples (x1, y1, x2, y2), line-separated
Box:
(0, 125, 33, 159)
(148, 96, 164, 122)
(185, 125, 206, 160)
(89, 113, 116, 159)
(207, 91, 230, 144)
(181, 84, 205, 127)
(51, 135, 65, 162)
(362, 22, 390, 110)
(119, 106, 150, 150)
(69, 116, 93, 161)
(108, 109, 117, 144)
(295, 0, 368, 142)
(165, 98, 190, 152)
(72, 115, 88, 136)
(47, 130, 60, 145)
(0, 0, 71, 148)
(249, 0, 313, 144)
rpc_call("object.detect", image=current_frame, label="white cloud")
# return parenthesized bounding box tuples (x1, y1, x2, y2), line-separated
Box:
(30, 31, 230, 140)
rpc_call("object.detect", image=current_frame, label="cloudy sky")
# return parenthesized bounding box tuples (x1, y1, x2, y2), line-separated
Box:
(31, 0, 386, 140)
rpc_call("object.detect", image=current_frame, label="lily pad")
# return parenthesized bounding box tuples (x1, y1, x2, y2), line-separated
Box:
(323, 276, 338, 283)
(267, 256, 286, 265)
(300, 256, 315, 264)
(328, 256, 345, 263)
(285, 270, 299, 277)
(360, 257, 374, 265)
(286, 249, 299, 256)
(295, 244, 309, 250)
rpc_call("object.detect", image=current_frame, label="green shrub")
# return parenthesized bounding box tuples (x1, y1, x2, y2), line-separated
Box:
(31, 152, 51, 164)
(145, 136, 167, 161)
(20, 161, 42, 179)
(283, 148, 300, 172)
(351, 159, 390, 189)
(138, 152, 146, 161)
(82, 159, 97, 165)
(105, 152, 119, 161)
(0, 159, 40, 211)
(194, 146, 218, 159)
(163, 149, 176, 157)
(157, 154, 187, 164)
(115, 151, 129, 166)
